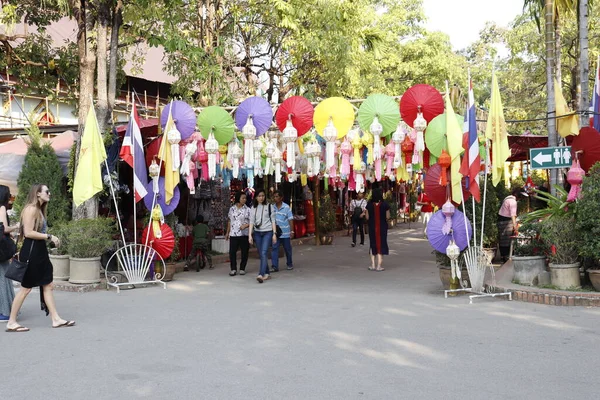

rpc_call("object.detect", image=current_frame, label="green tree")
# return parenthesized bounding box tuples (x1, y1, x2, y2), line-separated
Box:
(14, 124, 70, 227)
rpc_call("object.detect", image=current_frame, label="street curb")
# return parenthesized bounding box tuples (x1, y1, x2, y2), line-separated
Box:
(495, 285, 600, 307)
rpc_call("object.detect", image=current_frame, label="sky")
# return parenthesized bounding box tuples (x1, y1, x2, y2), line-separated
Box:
(423, 0, 525, 50)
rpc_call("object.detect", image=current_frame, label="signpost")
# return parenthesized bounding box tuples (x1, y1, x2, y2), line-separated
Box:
(529, 146, 572, 170)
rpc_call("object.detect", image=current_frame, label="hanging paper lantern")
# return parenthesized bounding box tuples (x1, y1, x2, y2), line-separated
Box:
(242, 116, 257, 168)
(351, 133, 363, 167)
(446, 239, 461, 285)
(340, 139, 352, 178)
(282, 119, 298, 170)
(218, 144, 229, 170)
(323, 117, 338, 169)
(231, 140, 243, 179)
(196, 139, 209, 181)
(438, 150, 452, 187)
(392, 123, 406, 168)
(413, 110, 427, 152)
(273, 146, 283, 183)
(355, 161, 367, 193)
(264, 139, 276, 175)
(306, 140, 321, 177)
(385, 141, 396, 179)
(441, 200, 455, 235)
(361, 131, 374, 165)
(567, 159, 585, 201)
(205, 132, 219, 179)
(149, 158, 160, 194)
(401, 135, 414, 173)
(253, 138, 264, 177)
(370, 116, 384, 161)
(180, 140, 198, 193)
(167, 127, 182, 171)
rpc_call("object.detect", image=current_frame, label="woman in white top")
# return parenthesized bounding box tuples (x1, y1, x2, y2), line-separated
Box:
(225, 191, 250, 276)
(248, 189, 277, 283)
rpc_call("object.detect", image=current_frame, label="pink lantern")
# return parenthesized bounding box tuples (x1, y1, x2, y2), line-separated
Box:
(441, 200, 455, 235)
(567, 159, 585, 201)
(385, 142, 396, 179)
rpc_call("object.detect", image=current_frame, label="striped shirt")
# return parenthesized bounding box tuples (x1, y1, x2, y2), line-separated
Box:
(272, 202, 293, 238)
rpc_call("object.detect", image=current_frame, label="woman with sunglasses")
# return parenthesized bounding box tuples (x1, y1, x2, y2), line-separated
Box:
(5, 184, 75, 332)
(248, 189, 277, 283)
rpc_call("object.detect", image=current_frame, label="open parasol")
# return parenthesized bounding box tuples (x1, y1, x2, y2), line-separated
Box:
(314, 97, 355, 139)
(235, 97, 273, 136)
(400, 84, 444, 128)
(275, 96, 314, 136)
(197, 106, 235, 145)
(357, 94, 400, 137)
(571, 127, 600, 172)
(141, 223, 175, 260)
(160, 100, 196, 140)
(424, 163, 470, 207)
(424, 112, 464, 157)
(144, 177, 180, 215)
(427, 209, 472, 253)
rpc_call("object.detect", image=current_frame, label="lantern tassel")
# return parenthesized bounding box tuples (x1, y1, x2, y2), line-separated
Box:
(375, 159, 382, 181)
(275, 162, 281, 183)
(244, 140, 254, 168)
(416, 130, 425, 152)
(208, 153, 217, 179)
(287, 142, 296, 170)
(171, 145, 181, 171)
(326, 141, 335, 169)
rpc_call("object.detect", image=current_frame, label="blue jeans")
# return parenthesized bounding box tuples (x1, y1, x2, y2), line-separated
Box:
(272, 237, 293, 269)
(253, 231, 273, 276)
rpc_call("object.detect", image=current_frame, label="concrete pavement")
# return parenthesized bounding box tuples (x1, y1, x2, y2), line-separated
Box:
(2, 222, 600, 400)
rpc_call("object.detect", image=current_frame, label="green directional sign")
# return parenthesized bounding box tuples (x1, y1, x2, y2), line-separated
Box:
(529, 146, 572, 170)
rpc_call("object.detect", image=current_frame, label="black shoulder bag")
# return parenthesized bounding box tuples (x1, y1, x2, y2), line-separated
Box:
(4, 236, 34, 283)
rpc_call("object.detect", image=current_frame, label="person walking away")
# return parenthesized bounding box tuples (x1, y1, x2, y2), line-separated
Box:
(248, 189, 277, 283)
(186, 215, 212, 271)
(0, 185, 17, 321)
(6, 184, 74, 332)
(349, 191, 367, 247)
(365, 188, 390, 271)
(417, 190, 434, 238)
(497, 187, 522, 263)
(225, 191, 250, 276)
(271, 190, 294, 271)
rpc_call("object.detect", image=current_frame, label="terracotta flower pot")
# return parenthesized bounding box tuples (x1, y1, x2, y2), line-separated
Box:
(588, 269, 600, 292)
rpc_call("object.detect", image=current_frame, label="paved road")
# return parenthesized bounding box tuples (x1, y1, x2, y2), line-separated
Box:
(3, 223, 599, 400)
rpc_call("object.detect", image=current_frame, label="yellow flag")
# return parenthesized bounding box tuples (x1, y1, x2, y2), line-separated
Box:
(444, 92, 464, 204)
(485, 72, 510, 187)
(159, 106, 179, 205)
(73, 106, 107, 206)
(554, 78, 579, 138)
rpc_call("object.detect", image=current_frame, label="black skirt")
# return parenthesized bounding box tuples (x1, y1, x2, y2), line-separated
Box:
(20, 238, 53, 315)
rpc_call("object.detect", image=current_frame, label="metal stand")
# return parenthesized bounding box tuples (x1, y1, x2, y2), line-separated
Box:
(105, 244, 167, 293)
(444, 288, 512, 303)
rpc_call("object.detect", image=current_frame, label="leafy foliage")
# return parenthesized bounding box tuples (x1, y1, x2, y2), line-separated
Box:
(66, 217, 116, 258)
(575, 162, 600, 264)
(521, 186, 573, 223)
(540, 214, 580, 264)
(513, 218, 548, 257)
(318, 193, 337, 234)
(464, 174, 499, 248)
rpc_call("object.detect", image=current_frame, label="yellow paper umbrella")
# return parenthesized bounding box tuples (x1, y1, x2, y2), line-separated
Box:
(314, 97, 355, 139)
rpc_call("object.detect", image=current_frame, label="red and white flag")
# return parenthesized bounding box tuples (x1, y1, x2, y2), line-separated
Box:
(119, 103, 148, 202)
(460, 73, 481, 202)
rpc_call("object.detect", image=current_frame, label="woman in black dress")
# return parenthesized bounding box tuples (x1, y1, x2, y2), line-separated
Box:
(365, 188, 390, 271)
(5, 184, 75, 332)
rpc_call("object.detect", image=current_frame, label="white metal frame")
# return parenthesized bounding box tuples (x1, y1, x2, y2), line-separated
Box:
(105, 243, 167, 293)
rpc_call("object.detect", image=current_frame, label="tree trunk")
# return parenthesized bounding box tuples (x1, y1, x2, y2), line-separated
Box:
(108, 0, 123, 117)
(545, 0, 558, 192)
(96, 2, 110, 133)
(579, 0, 589, 127)
(73, 0, 99, 220)
(555, 11, 561, 85)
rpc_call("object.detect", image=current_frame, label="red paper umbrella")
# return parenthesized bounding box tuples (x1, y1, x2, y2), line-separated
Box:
(141, 223, 175, 260)
(571, 127, 600, 172)
(400, 84, 444, 127)
(424, 163, 470, 208)
(145, 137, 166, 174)
(275, 96, 314, 136)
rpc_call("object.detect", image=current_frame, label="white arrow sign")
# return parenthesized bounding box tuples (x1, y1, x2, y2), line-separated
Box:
(533, 152, 552, 166)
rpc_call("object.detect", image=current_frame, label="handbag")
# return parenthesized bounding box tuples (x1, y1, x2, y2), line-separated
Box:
(0, 234, 17, 262)
(275, 225, 283, 238)
(4, 240, 34, 283)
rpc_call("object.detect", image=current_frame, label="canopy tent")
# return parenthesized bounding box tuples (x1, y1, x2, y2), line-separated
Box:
(0, 130, 75, 193)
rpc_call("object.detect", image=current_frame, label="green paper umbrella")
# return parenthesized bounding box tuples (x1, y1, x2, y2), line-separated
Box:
(357, 94, 400, 137)
(424, 112, 464, 157)
(197, 106, 235, 145)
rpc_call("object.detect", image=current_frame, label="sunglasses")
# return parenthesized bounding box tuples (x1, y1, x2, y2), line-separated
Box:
(43, 190, 50, 195)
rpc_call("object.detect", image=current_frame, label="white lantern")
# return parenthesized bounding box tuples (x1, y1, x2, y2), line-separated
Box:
(414, 111, 426, 152)
(446, 239, 461, 282)
(149, 158, 160, 194)
(205, 131, 219, 179)
(252, 138, 264, 177)
(167, 127, 182, 171)
(230, 140, 243, 179)
(272, 146, 282, 183)
(392, 123, 405, 168)
(180, 140, 198, 176)
(370, 116, 383, 161)
(242, 115, 257, 168)
(265, 139, 276, 175)
(282, 119, 298, 170)
(322, 117, 337, 169)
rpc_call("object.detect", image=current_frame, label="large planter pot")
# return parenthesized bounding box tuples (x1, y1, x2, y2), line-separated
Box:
(588, 269, 600, 292)
(549, 262, 581, 289)
(482, 247, 497, 265)
(438, 265, 471, 290)
(50, 254, 70, 281)
(69, 256, 101, 284)
(512, 255, 546, 286)
(162, 262, 176, 282)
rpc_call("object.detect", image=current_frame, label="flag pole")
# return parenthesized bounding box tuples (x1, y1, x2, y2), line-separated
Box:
(131, 94, 137, 250)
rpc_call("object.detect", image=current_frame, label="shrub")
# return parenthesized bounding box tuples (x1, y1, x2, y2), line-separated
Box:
(66, 217, 116, 258)
(575, 162, 600, 267)
(318, 193, 337, 234)
(540, 214, 580, 265)
(512, 218, 548, 257)
(48, 223, 70, 256)
(464, 174, 499, 248)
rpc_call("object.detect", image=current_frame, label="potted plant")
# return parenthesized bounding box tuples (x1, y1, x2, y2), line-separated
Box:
(66, 217, 116, 284)
(318, 193, 337, 245)
(384, 191, 398, 228)
(511, 218, 548, 286)
(161, 213, 181, 281)
(48, 223, 70, 281)
(540, 214, 581, 289)
(434, 250, 470, 290)
(574, 162, 600, 291)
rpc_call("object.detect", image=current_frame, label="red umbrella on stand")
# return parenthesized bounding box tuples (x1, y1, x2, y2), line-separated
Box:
(424, 163, 470, 208)
(571, 127, 600, 172)
(141, 223, 175, 260)
(400, 84, 444, 127)
(275, 96, 314, 135)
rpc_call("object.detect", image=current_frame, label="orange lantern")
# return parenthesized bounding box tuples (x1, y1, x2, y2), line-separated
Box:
(438, 150, 451, 187)
(401, 135, 414, 165)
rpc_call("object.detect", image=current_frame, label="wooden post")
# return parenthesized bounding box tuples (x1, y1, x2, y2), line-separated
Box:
(314, 177, 320, 245)
(144, 90, 148, 118)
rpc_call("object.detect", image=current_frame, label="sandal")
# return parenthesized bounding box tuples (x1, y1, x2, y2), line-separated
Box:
(53, 320, 76, 328)
(375, 267, 385, 271)
(6, 325, 29, 333)
(368, 266, 376, 271)
(257, 276, 264, 283)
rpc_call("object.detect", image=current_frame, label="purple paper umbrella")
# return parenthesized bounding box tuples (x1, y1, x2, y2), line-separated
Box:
(427, 210, 472, 253)
(160, 100, 197, 140)
(235, 96, 273, 136)
(144, 177, 181, 216)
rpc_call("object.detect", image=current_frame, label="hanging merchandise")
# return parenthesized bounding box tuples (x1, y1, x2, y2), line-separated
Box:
(340, 138, 352, 178)
(446, 239, 461, 288)
(424, 163, 470, 207)
(149, 158, 160, 194)
(197, 106, 235, 145)
(273, 146, 282, 183)
(265, 138, 276, 175)
(441, 200, 455, 235)
(143, 177, 180, 215)
(219, 144, 229, 171)
(400, 84, 444, 128)
(306, 140, 321, 177)
(351, 132, 363, 168)
(424, 112, 464, 157)
(253, 138, 264, 177)
(566, 159, 585, 201)
(196, 139, 209, 181)
(282, 119, 298, 171)
(160, 100, 197, 140)
(205, 132, 219, 179)
(401, 135, 414, 173)
(438, 151, 451, 186)
(322, 118, 338, 169)
(385, 141, 396, 180)
(361, 131, 374, 165)
(275, 96, 314, 137)
(354, 161, 367, 193)
(392, 123, 406, 168)
(230, 140, 243, 179)
(167, 127, 181, 170)
(180, 140, 198, 193)
(427, 209, 472, 253)
(235, 97, 273, 168)
(242, 116, 257, 168)
(151, 204, 165, 239)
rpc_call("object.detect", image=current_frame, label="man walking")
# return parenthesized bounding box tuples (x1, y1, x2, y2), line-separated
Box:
(271, 190, 294, 271)
(349, 190, 367, 247)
